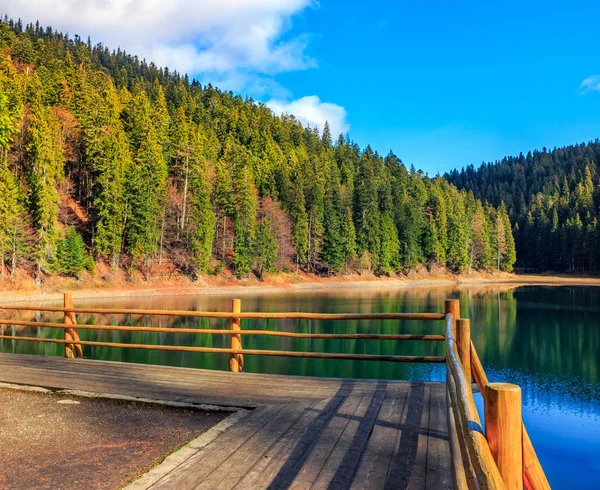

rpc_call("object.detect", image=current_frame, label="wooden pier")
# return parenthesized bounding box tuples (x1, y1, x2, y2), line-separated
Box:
(0, 297, 550, 489)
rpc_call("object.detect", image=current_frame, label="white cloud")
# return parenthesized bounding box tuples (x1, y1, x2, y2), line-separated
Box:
(267, 96, 350, 137)
(1, 0, 315, 86)
(580, 75, 600, 93)
(3, 1, 352, 135)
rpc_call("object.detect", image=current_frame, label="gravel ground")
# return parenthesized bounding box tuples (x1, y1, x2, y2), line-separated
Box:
(0, 388, 227, 489)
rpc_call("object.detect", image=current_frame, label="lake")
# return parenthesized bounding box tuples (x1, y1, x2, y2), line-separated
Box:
(1, 285, 599, 489)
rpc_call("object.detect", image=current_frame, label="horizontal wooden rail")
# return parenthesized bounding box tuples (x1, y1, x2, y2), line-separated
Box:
(0, 335, 445, 363)
(0, 319, 445, 340)
(446, 369, 481, 489)
(0, 305, 445, 321)
(470, 340, 489, 395)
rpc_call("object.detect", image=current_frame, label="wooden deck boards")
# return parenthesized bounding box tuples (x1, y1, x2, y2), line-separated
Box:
(0, 353, 451, 489)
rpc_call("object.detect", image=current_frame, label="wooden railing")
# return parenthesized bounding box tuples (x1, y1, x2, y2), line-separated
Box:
(0, 294, 550, 489)
(0, 293, 447, 369)
(444, 299, 551, 490)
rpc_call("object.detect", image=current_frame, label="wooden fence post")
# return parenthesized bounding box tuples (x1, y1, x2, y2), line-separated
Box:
(64, 293, 83, 358)
(229, 299, 242, 372)
(484, 382, 523, 490)
(444, 299, 460, 340)
(456, 318, 471, 378)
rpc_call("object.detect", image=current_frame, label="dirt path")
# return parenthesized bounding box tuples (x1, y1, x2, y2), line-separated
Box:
(0, 389, 227, 490)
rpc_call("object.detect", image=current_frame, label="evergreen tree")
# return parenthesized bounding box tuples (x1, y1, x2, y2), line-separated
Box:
(322, 192, 345, 273)
(289, 171, 309, 271)
(0, 90, 19, 151)
(378, 213, 400, 274)
(340, 205, 357, 270)
(123, 124, 168, 271)
(231, 164, 257, 277)
(321, 159, 345, 273)
(186, 129, 216, 273)
(584, 217, 598, 272)
(26, 102, 64, 276)
(84, 84, 130, 267)
(213, 159, 235, 262)
(0, 162, 26, 278)
(499, 204, 516, 272)
(56, 227, 87, 278)
(446, 191, 470, 273)
(468, 200, 491, 269)
(255, 219, 278, 278)
(321, 121, 332, 148)
(355, 148, 381, 267)
(447, 140, 600, 272)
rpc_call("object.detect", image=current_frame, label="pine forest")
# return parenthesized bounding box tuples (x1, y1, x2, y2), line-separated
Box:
(447, 142, 600, 273)
(0, 19, 516, 282)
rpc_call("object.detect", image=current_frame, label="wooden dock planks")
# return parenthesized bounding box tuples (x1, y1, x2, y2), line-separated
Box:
(350, 388, 410, 489)
(0, 353, 451, 489)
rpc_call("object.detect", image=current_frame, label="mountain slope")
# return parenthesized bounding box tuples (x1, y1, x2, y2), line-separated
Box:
(446, 142, 600, 272)
(0, 19, 515, 281)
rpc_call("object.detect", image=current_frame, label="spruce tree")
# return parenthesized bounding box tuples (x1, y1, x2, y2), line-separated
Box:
(232, 164, 257, 277)
(355, 148, 381, 266)
(0, 91, 18, 151)
(378, 213, 400, 274)
(322, 192, 344, 273)
(84, 83, 130, 267)
(186, 129, 216, 274)
(26, 102, 64, 276)
(499, 204, 516, 272)
(56, 227, 87, 278)
(446, 191, 470, 273)
(289, 173, 309, 272)
(0, 162, 25, 278)
(123, 124, 168, 271)
(340, 205, 357, 270)
(213, 159, 235, 262)
(255, 219, 278, 278)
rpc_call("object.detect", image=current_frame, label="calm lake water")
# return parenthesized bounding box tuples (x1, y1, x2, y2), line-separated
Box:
(1, 285, 599, 489)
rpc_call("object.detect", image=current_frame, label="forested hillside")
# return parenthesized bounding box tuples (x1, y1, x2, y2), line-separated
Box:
(446, 142, 600, 272)
(0, 18, 516, 282)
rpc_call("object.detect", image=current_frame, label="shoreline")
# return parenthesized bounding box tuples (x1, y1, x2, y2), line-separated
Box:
(0, 272, 599, 304)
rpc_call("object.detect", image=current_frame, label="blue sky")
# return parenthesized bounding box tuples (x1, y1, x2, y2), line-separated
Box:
(3, 0, 600, 174)
(277, 1, 600, 174)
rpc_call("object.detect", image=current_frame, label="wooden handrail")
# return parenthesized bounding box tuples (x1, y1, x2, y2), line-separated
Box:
(0, 319, 445, 340)
(0, 304, 445, 321)
(446, 370, 478, 489)
(445, 314, 505, 489)
(0, 295, 447, 367)
(0, 335, 445, 363)
(470, 340, 488, 394)
(446, 388, 470, 489)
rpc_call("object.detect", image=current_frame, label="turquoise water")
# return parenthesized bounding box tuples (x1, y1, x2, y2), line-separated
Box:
(1, 285, 599, 488)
